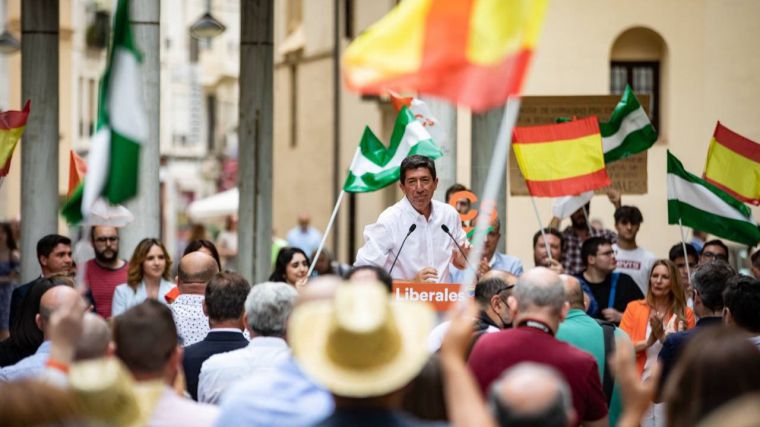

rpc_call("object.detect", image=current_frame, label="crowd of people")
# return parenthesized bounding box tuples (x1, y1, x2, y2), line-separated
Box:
(1, 155, 760, 426)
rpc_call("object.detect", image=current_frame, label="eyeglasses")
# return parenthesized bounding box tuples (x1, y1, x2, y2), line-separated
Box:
(497, 284, 515, 295)
(596, 250, 615, 256)
(701, 251, 727, 261)
(94, 236, 119, 244)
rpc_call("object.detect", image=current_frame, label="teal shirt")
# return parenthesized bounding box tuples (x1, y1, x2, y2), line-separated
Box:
(557, 308, 627, 427)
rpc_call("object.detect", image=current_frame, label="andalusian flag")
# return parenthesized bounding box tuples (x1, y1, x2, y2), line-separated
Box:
(668, 151, 760, 246)
(343, 106, 443, 193)
(388, 91, 445, 145)
(512, 116, 611, 197)
(703, 122, 760, 205)
(601, 85, 658, 163)
(0, 101, 30, 188)
(62, 0, 147, 224)
(343, 0, 548, 112)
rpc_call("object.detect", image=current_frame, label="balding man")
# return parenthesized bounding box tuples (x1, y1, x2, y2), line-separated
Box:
(556, 275, 627, 426)
(489, 362, 576, 427)
(468, 267, 609, 427)
(0, 286, 83, 381)
(75, 313, 111, 361)
(171, 252, 220, 346)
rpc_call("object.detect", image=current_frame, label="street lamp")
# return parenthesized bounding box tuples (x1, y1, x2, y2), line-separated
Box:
(189, 0, 225, 40)
(0, 30, 20, 54)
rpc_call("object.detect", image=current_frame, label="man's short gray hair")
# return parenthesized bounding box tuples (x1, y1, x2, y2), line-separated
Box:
(513, 268, 565, 315)
(489, 362, 573, 427)
(244, 282, 298, 337)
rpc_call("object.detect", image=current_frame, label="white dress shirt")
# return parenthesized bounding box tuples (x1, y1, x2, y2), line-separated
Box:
(197, 336, 290, 404)
(171, 294, 208, 347)
(111, 279, 176, 317)
(355, 197, 466, 282)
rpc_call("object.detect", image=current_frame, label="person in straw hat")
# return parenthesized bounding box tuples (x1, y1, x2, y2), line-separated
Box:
(290, 281, 497, 427)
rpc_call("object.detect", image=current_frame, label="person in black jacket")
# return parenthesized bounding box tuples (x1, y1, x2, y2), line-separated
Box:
(182, 272, 251, 400)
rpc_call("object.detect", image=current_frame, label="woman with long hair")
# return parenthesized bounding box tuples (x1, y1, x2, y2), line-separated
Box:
(269, 247, 309, 288)
(0, 222, 20, 340)
(111, 238, 175, 317)
(620, 259, 696, 427)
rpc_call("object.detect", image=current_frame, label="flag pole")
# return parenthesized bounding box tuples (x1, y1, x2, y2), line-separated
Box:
(582, 205, 593, 234)
(529, 196, 553, 263)
(461, 97, 522, 295)
(307, 149, 360, 277)
(677, 218, 692, 281)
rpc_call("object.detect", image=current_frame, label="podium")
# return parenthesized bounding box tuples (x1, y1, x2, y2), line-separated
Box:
(391, 281, 466, 311)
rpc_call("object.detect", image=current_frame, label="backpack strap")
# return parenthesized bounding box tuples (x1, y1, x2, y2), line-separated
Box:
(607, 272, 620, 310)
(596, 319, 616, 405)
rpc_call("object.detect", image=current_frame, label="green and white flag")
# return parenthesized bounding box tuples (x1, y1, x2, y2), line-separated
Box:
(62, 0, 146, 224)
(343, 106, 443, 193)
(601, 85, 658, 163)
(667, 150, 760, 246)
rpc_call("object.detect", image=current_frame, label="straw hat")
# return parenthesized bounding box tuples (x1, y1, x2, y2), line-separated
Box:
(68, 357, 163, 427)
(289, 281, 435, 397)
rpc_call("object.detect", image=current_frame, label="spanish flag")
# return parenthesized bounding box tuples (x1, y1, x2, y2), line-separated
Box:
(0, 101, 31, 187)
(513, 116, 611, 197)
(343, 0, 548, 112)
(703, 122, 760, 205)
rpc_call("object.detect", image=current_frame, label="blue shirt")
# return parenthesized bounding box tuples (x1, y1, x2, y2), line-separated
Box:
(214, 356, 333, 427)
(286, 227, 323, 256)
(449, 252, 523, 284)
(0, 341, 51, 381)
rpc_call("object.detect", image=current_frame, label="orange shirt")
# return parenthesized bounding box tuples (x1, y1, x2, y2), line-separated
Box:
(619, 299, 696, 375)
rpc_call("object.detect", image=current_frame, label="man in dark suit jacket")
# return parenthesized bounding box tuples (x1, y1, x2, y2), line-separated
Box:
(182, 271, 251, 400)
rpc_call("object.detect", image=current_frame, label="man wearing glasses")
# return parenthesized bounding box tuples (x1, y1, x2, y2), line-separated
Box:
(699, 239, 729, 265)
(84, 226, 127, 318)
(576, 236, 643, 324)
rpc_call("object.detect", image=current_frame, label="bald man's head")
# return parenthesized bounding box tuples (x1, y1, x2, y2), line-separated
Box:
(178, 251, 219, 289)
(75, 313, 111, 361)
(37, 286, 83, 335)
(490, 362, 575, 427)
(560, 274, 585, 310)
(509, 267, 568, 331)
(482, 269, 518, 286)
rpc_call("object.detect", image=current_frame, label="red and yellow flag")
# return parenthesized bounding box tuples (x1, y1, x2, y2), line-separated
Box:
(512, 116, 611, 197)
(0, 101, 31, 183)
(343, 0, 548, 112)
(703, 122, 760, 205)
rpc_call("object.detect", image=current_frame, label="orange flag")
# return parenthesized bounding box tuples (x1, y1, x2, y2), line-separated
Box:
(68, 150, 88, 196)
(343, 0, 548, 112)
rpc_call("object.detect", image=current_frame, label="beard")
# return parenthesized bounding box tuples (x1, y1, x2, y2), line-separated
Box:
(95, 249, 118, 264)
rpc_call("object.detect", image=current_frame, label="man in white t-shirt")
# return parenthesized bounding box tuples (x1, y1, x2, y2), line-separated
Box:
(612, 206, 655, 295)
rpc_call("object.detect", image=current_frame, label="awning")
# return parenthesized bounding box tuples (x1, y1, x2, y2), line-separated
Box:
(187, 187, 238, 221)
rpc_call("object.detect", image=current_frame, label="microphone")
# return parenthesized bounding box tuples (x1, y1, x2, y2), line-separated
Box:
(389, 224, 416, 276)
(441, 224, 469, 264)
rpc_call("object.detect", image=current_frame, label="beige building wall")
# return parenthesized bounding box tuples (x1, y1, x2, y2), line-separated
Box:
(271, 0, 760, 267)
(505, 0, 760, 266)
(0, 0, 79, 228)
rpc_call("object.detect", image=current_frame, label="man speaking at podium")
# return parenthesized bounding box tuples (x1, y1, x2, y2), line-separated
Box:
(355, 155, 469, 282)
